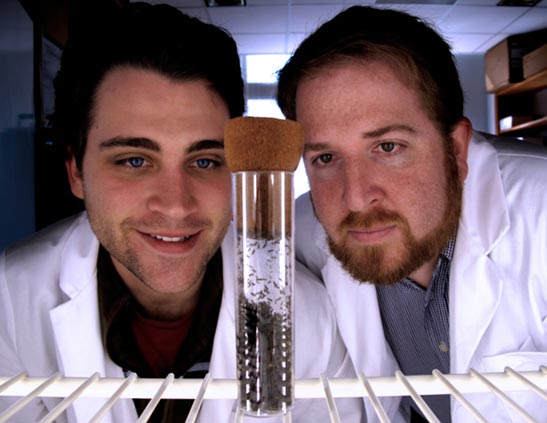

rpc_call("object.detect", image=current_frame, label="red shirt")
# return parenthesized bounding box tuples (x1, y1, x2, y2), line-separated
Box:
(97, 246, 223, 422)
(131, 310, 192, 376)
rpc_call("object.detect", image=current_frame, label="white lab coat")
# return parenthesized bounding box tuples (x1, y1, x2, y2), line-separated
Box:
(294, 132, 547, 423)
(0, 215, 364, 422)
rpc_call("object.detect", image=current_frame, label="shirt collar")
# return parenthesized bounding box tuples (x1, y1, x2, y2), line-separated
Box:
(441, 233, 456, 261)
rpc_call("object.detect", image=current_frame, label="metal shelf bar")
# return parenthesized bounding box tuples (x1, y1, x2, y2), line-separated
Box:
(357, 372, 390, 423)
(88, 373, 137, 423)
(184, 373, 210, 423)
(395, 371, 440, 423)
(136, 373, 174, 423)
(320, 373, 341, 423)
(39, 372, 100, 423)
(0, 372, 62, 423)
(432, 369, 488, 423)
(470, 368, 538, 423)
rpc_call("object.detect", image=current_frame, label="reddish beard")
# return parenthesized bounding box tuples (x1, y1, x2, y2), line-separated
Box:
(322, 140, 462, 286)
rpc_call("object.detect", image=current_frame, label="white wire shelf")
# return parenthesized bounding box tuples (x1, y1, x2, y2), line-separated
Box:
(1, 366, 546, 423)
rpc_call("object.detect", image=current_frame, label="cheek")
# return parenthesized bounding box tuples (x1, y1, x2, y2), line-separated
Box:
(399, 166, 448, 231)
(309, 181, 343, 232)
(205, 178, 232, 210)
(87, 177, 138, 204)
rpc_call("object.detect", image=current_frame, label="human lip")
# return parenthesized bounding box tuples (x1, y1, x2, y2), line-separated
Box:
(347, 225, 396, 243)
(148, 233, 193, 242)
(137, 229, 202, 254)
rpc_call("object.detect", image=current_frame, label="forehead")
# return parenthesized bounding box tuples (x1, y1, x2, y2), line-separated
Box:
(88, 67, 229, 148)
(303, 59, 417, 95)
(296, 61, 424, 120)
(294, 60, 445, 148)
(93, 66, 226, 117)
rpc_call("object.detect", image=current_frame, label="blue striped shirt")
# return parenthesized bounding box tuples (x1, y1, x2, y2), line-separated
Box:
(376, 236, 456, 422)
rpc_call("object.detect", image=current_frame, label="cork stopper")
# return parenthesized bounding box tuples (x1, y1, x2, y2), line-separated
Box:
(225, 117, 304, 172)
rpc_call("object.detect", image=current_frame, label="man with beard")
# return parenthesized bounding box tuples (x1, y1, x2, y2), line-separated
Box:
(277, 5, 547, 423)
(0, 3, 364, 423)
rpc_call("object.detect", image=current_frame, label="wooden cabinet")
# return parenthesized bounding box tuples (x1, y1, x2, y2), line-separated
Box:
(492, 68, 547, 142)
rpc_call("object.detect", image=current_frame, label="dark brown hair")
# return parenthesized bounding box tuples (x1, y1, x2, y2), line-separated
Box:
(276, 6, 464, 138)
(53, 2, 244, 170)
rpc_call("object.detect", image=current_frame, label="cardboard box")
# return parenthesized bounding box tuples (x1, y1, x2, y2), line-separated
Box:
(485, 28, 547, 93)
(523, 44, 547, 79)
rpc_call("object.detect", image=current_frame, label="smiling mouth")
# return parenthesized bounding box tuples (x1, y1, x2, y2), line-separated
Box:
(148, 234, 193, 242)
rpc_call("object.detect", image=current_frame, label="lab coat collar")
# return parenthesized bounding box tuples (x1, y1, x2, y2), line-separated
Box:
(307, 191, 402, 420)
(309, 208, 401, 420)
(449, 228, 504, 373)
(49, 213, 122, 422)
(51, 213, 104, 378)
(57, 213, 99, 298)
(208, 223, 237, 381)
(195, 223, 238, 422)
(450, 133, 508, 372)
(322, 256, 402, 421)
(459, 133, 510, 255)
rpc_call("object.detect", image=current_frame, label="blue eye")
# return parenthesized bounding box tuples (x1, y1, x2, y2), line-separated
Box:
(127, 157, 145, 167)
(196, 158, 213, 169)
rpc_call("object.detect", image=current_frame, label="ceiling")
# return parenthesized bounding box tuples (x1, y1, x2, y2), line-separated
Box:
(146, 0, 547, 55)
(2, 0, 546, 55)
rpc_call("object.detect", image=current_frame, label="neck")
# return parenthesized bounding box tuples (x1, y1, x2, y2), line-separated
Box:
(132, 289, 201, 321)
(114, 266, 204, 322)
(408, 256, 438, 288)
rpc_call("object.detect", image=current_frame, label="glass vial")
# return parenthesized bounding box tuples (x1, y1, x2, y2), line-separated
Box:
(234, 171, 294, 417)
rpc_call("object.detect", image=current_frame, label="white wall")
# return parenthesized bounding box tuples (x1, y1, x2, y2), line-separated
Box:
(455, 54, 489, 133)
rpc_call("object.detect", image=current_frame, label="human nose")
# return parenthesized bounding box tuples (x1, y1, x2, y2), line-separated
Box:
(147, 169, 197, 218)
(341, 160, 384, 212)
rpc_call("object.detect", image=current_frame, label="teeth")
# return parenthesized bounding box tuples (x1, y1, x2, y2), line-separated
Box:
(150, 234, 191, 242)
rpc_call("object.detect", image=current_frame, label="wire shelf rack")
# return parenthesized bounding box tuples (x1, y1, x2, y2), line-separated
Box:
(1, 366, 546, 423)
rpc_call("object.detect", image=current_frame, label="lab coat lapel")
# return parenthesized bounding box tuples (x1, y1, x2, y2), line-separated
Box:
(212, 223, 237, 376)
(322, 256, 401, 421)
(50, 283, 105, 377)
(50, 214, 104, 378)
(449, 228, 503, 373)
(450, 134, 509, 373)
(48, 215, 114, 422)
(50, 283, 112, 422)
(199, 226, 238, 422)
(323, 257, 396, 375)
(314, 219, 398, 379)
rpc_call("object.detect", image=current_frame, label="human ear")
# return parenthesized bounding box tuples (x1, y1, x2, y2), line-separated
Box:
(451, 118, 472, 182)
(65, 154, 84, 200)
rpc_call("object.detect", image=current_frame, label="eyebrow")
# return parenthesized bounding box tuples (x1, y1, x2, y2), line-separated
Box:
(303, 124, 417, 153)
(303, 142, 331, 153)
(98, 137, 224, 153)
(362, 124, 417, 139)
(187, 139, 224, 153)
(99, 137, 160, 152)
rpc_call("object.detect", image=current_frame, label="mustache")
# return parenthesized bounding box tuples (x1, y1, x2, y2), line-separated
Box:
(340, 209, 405, 230)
